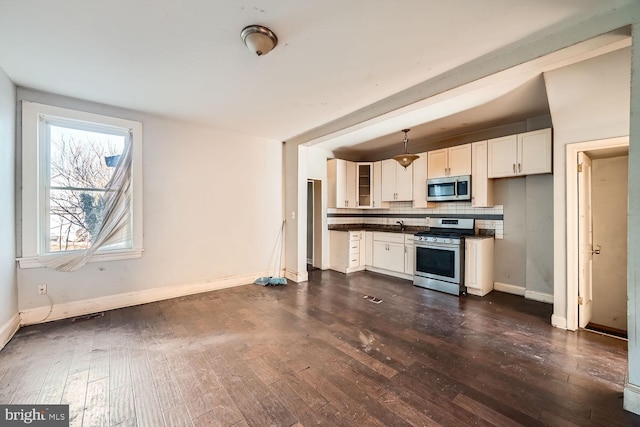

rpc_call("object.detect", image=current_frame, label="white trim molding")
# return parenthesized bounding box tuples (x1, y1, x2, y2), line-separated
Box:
(285, 269, 308, 283)
(19, 271, 273, 326)
(0, 314, 21, 350)
(493, 282, 526, 296)
(564, 136, 629, 331)
(624, 380, 640, 416)
(551, 314, 568, 329)
(524, 290, 554, 304)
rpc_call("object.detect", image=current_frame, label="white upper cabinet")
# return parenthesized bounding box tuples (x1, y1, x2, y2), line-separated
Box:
(371, 161, 388, 209)
(471, 140, 493, 207)
(427, 144, 471, 178)
(356, 162, 373, 208)
(381, 159, 413, 201)
(487, 128, 552, 178)
(327, 158, 356, 208)
(412, 152, 433, 208)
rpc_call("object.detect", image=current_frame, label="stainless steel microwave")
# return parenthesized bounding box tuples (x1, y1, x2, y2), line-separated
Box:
(427, 175, 471, 202)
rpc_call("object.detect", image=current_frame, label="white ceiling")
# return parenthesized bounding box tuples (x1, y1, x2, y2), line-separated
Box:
(0, 1, 633, 152)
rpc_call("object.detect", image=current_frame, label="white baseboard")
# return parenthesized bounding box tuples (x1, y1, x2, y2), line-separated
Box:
(524, 290, 554, 304)
(19, 270, 274, 326)
(285, 269, 308, 283)
(624, 381, 640, 416)
(493, 282, 525, 296)
(551, 314, 568, 329)
(0, 313, 21, 350)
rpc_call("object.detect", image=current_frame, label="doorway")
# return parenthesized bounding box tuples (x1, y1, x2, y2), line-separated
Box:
(585, 150, 629, 337)
(307, 180, 323, 271)
(567, 137, 629, 333)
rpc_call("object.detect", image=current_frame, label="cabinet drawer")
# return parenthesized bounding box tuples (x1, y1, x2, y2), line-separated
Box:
(373, 232, 405, 244)
(349, 231, 362, 241)
(348, 253, 360, 267)
(349, 240, 360, 254)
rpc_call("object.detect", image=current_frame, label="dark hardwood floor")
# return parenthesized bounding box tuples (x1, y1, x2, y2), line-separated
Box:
(1, 269, 639, 426)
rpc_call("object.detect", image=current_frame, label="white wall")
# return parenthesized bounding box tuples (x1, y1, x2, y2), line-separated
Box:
(0, 67, 18, 343)
(544, 46, 631, 326)
(16, 88, 283, 317)
(591, 155, 628, 330)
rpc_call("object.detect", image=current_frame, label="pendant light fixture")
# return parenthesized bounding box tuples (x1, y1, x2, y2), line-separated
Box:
(393, 129, 419, 168)
(241, 25, 278, 56)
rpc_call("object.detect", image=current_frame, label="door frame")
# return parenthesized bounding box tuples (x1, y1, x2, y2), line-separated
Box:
(566, 136, 629, 331)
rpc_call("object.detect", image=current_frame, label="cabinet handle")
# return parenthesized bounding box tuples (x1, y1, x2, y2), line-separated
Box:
(518, 163, 521, 173)
(512, 164, 516, 173)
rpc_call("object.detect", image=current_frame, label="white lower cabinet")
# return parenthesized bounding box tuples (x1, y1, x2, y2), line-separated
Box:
(330, 230, 365, 273)
(370, 232, 413, 278)
(465, 236, 494, 296)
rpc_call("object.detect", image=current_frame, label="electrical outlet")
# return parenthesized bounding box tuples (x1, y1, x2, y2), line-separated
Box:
(37, 284, 47, 295)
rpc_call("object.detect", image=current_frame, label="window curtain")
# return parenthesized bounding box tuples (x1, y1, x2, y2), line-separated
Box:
(39, 134, 133, 272)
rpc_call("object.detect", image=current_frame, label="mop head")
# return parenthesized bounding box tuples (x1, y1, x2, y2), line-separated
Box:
(254, 277, 287, 286)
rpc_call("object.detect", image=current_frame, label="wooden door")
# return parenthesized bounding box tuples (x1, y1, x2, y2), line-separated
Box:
(578, 152, 593, 328)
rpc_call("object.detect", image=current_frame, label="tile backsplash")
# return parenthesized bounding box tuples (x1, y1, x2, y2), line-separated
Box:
(327, 201, 504, 239)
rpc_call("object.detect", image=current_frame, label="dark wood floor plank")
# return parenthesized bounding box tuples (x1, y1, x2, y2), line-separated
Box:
(1, 269, 639, 427)
(83, 378, 110, 427)
(61, 370, 89, 427)
(163, 403, 194, 427)
(109, 384, 136, 427)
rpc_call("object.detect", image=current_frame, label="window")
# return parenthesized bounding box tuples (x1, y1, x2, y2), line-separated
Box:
(20, 102, 143, 268)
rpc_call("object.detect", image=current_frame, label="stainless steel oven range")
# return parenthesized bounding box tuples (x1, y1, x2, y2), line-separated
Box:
(413, 218, 475, 295)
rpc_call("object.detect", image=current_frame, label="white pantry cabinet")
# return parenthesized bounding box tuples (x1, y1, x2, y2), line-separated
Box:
(471, 140, 494, 207)
(381, 159, 413, 201)
(487, 128, 552, 178)
(427, 144, 472, 179)
(330, 230, 365, 273)
(327, 159, 356, 208)
(465, 236, 494, 296)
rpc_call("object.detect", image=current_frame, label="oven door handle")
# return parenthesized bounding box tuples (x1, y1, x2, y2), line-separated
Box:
(454, 179, 458, 197)
(415, 242, 460, 250)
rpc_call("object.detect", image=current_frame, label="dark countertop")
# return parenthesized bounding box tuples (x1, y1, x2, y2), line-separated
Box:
(328, 224, 496, 237)
(328, 224, 427, 234)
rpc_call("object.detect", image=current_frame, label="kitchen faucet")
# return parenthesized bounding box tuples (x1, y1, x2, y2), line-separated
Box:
(396, 220, 405, 231)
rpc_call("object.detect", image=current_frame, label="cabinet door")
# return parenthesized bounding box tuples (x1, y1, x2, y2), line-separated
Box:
(387, 242, 406, 273)
(405, 242, 414, 274)
(471, 141, 493, 207)
(345, 160, 357, 208)
(427, 149, 448, 178)
(487, 135, 517, 178)
(395, 163, 413, 201)
(372, 161, 388, 209)
(448, 144, 472, 176)
(356, 162, 373, 208)
(364, 232, 373, 266)
(518, 128, 552, 176)
(465, 240, 478, 288)
(380, 159, 397, 201)
(372, 241, 388, 270)
(412, 153, 429, 208)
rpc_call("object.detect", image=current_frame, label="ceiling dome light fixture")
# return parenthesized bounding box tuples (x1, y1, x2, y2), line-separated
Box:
(393, 129, 419, 168)
(241, 25, 278, 56)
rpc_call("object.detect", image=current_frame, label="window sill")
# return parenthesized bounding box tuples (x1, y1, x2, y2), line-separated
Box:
(17, 248, 144, 269)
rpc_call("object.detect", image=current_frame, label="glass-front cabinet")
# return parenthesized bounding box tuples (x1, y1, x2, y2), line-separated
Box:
(356, 162, 373, 208)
